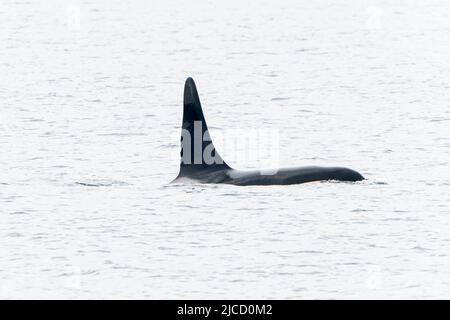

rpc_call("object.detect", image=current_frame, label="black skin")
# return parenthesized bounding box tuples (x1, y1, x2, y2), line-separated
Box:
(173, 77, 364, 186)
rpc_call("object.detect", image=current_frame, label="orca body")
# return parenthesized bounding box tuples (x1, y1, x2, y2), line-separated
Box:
(173, 77, 364, 186)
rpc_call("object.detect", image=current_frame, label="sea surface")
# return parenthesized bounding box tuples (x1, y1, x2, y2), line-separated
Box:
(1, 0, 450, 299)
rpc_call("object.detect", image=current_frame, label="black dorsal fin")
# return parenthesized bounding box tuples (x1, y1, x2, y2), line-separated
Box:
(176, 77, 230, 178)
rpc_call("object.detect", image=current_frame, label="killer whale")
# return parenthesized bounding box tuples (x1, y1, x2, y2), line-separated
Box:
(173, 77, 364, 186)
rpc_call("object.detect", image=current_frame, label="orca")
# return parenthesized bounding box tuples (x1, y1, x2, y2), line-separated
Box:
(172, 77, 364, 186)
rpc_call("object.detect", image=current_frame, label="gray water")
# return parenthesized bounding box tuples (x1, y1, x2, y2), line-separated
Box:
(1, 0, 450, 299)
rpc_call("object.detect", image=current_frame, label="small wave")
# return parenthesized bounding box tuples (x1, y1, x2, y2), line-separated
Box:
(412, 246, 430, 252)
(75, 180, 129, 187)
(7, 232, 23, 237)
(367, 180, 388, 185)
(159, 143, 177, 149)
(352, 208, 372, 212)
(322, 179, 366, 184)
(9, 211, 29, 215)
(97, 132, 146, 137)
(271, 97, 291, 101)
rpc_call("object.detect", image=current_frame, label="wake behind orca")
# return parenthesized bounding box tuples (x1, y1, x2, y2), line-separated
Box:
(172, 77, 364, 186)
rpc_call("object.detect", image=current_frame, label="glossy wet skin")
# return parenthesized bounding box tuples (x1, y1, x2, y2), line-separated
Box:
(175, 165, 364, 186)
(226, 166, 364, 185)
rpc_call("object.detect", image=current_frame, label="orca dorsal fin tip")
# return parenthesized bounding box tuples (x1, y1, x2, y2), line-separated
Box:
(183, 77, 205, 124)
(184, 77, 199, 106)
